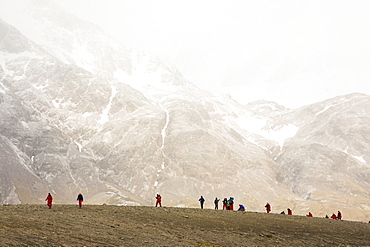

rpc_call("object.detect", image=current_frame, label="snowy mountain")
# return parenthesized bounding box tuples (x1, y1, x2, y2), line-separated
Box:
(0, 1, 369, 221)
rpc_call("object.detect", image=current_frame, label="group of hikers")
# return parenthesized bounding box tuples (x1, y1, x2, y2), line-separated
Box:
(304, 211, 342, 220)
(279, 208, 342, 220)
(155, 194, 343, 220)
(327, 211, 343, 220)
(44, 192, 343, 220)
(212, 197, 236, 210)
(45, 193, 84, 209)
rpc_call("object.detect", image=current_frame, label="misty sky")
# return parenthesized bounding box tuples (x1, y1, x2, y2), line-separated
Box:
(4, 0, 370, 108)
(59, 0, 370, 108)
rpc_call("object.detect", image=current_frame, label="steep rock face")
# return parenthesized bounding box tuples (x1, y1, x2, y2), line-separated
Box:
(0, 18, 154, 205)
(0, 85, 95, 204)
(1, 16, 297, 209)
(276, 94, 370, 218)
(1, 1, 287, 208)
(0, 90, 47, 203)
(154, 96, 291, 207)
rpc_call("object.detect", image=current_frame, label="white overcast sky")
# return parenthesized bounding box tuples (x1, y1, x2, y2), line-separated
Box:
(6, 0, 370, 108)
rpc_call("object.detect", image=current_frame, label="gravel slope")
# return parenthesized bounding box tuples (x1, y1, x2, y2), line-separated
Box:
(1, 204, 369, 246)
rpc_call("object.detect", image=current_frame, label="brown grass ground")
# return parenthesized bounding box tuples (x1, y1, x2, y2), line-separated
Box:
(0, 204, 369, 246)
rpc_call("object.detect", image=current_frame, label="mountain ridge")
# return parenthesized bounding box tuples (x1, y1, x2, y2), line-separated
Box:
(0, 2, 369, 222)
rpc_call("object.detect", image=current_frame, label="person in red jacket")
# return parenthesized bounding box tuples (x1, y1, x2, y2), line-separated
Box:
(287, 208, 292, 215)
(45, 193, 53, 209)
(155, 194, 162, 207)
(222, 198, 228, 210)
(337, 211, 342, 220)
(331, 213, 337, 219)
(307, 212, 313, 217)
(265, 203, 271, 213)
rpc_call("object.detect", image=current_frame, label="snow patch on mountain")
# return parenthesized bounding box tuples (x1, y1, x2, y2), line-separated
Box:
(114, 51, 192, 102)
(160, 105, 170, 150)
(316, 105, 333, 115)
(343, 147, 367, 164)
(229, 113, 298, 147)
(154, 103, 170, 189)
(74, 141, 83, 152)
(52, 99, 63, 108)
(351, 155, 366, 164)
(82, 112, 92, 118)
(207, 94, 298, 147)
(263, 124, 298, 147)
(114, 65, 170, 99)
(99, 84, 117, 125)
(71, 42, 94, 72)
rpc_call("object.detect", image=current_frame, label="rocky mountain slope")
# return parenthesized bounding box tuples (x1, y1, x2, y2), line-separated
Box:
(0, 1, 369, 222)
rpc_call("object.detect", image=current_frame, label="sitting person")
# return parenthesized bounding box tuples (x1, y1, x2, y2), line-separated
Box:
(237, 204, 246, 211)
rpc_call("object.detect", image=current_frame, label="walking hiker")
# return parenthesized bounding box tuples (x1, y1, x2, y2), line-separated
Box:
(155, 194, 162, 207)
(214, 197, 220, 210)
(265, 202, 271, 213)
(337, 211, 342, 220)
(199, 196, 205, 209)
(77, 193, 84, 208)
(45, 193, 53, 209)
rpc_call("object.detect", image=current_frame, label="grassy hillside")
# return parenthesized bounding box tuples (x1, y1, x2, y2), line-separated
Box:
(0, 204, 369, 246)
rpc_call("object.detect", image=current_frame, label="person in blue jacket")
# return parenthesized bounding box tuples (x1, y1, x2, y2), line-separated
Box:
(237, 204, 246, 211)
(77, 193, 84, 208)
(199, 196, 205, 209)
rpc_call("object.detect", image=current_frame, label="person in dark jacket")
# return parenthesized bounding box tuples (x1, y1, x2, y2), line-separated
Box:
(337, 211, 342, 220)
(45, 193, 53, 209)
(222, 198, 228, 210)
(77, 193, 84, 208)
(199, 196, 205, 209)
(214, 197, 220, 210)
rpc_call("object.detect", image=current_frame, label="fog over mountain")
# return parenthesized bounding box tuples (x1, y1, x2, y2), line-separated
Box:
(0, 1, 369, 221)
